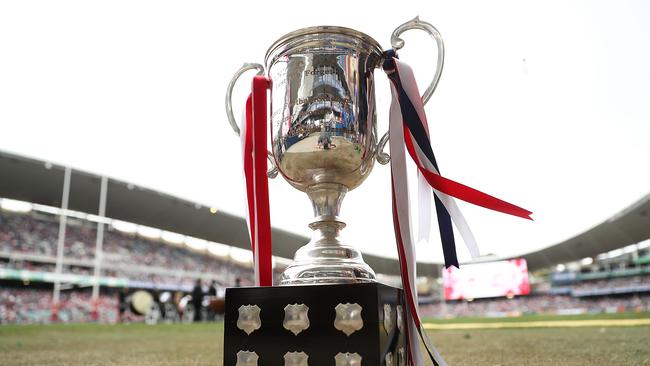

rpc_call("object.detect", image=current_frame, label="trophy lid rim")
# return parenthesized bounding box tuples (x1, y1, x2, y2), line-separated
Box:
(265, 26, 383, 63)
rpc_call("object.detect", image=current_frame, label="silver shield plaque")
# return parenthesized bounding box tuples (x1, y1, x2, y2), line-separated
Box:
(237, 304, 261, 335)
(283, 303, 310, 335)
(383, 304, 394, 334)
(335, 352, 362, 366)
(385, 351, 394, 366)
(284, 351, 309, 366)
(334, 303, 363, 336)
(236, 350, 259, 366)
(396, 305, 404, 333)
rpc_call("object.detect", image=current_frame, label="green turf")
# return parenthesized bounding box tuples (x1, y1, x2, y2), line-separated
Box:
(0, 323, 224, 366)
(1, 318, 649, 365)
(426, 327, 650, 366)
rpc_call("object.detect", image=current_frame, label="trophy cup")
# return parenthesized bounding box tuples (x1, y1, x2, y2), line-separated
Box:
(223, 17, 444, 366)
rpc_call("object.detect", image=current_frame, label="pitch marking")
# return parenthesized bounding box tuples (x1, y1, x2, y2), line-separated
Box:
(423, 318, 650, 330)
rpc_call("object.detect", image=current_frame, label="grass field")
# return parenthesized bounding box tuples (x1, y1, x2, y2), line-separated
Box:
(1, 313, 649, 365)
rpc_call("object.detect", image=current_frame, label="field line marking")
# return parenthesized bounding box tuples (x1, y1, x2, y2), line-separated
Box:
(423, 318, 650, 330)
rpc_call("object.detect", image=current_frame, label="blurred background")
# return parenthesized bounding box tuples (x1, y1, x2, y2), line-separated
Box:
(0, 181, 648, 324)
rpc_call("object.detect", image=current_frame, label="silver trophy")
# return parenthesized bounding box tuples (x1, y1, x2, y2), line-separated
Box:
(226, 17, 444, 285)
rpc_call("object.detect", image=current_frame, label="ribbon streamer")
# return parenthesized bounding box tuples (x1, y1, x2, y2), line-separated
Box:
(388, 63, 445, 366)
(383, 51, 532, 366)
(241, 75, 273, 286)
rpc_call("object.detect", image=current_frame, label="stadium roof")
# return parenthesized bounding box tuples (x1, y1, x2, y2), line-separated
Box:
(0, 150, 440, 276)
(1, 150, 648, 274)
(519, 193, 650, 270)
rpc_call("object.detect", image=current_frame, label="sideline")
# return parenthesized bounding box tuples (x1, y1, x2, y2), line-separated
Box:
(423, 318, 650, 330)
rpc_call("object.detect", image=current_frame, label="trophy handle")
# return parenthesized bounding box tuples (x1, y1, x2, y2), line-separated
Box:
(225, 63, 279, 178)
(376, 16, 445, 165)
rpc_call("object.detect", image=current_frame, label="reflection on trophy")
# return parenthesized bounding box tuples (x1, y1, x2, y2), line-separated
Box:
(223, 17, 444, 366)
(265, 25, 383, 284)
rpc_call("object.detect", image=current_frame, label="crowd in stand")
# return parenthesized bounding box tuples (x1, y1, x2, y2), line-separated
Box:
(571, 275, 650, 292)
(0, 213, 57, 256)
(0, 287, 117, 324)
(420, 294, 650, 318)
(0, 211, 255, 285)
(0, 210, 266, 325)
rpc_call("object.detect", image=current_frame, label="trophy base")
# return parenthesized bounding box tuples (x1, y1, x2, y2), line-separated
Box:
(223, 282, 407, 366)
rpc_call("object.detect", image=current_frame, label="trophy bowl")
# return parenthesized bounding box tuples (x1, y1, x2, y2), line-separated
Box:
(265, 26, 382, 193)
(265, 26, 383, 285)
(225, 18, 444, 285)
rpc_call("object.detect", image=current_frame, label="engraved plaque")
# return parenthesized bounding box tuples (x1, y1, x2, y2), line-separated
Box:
(236, 350, 259, 366)
(237, 304, 261, 335)
(383, 304, 394, 334)
(284, 351, 309, 366)
(283, 303, 310, 335)
(335, 352, 362, 366)
(396, 305, 404, 333)
(385, 351, 394, 366)
(334, 303, 363, 336)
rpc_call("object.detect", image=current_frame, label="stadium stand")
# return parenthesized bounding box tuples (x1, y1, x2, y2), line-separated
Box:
(421, 294, 650, 318)
(0, 207, 261, 324)
(2, 206, 650, 324)
(0, 210, 256, 287)
(420, 242, 650, 318)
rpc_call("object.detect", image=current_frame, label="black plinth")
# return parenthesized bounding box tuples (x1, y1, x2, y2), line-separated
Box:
(224, 282, 407, 365)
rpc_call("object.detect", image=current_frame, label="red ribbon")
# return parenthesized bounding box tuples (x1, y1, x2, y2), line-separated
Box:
(402, 125, 533, 220)
(243, 75, 273, 286)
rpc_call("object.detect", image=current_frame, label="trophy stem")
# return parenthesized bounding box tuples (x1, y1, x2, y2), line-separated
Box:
(280, 183, 376, 285)
(307, 182, 347, 224)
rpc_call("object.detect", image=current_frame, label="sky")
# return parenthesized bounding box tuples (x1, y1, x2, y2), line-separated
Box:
(1, 0, 649, 264)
